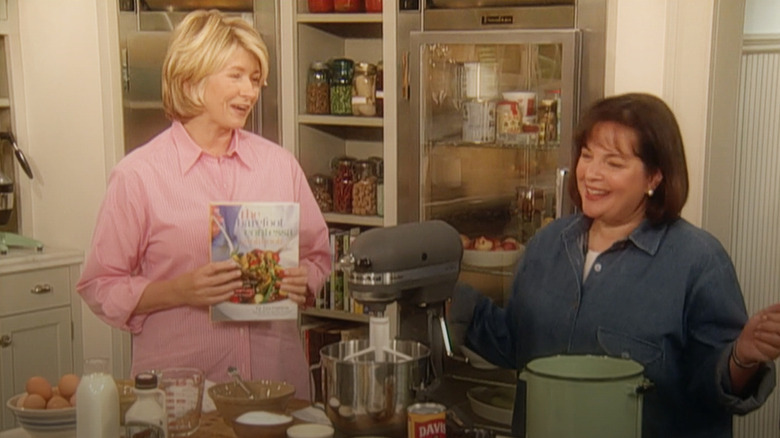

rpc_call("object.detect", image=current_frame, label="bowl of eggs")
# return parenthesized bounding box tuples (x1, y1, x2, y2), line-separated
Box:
(5, 374, 79, 437)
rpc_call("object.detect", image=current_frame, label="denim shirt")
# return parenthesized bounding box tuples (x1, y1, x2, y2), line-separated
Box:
(463, 214, 775, 438)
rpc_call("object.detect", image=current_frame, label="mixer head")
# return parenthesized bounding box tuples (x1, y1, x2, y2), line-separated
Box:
(339, 220, 463, 308)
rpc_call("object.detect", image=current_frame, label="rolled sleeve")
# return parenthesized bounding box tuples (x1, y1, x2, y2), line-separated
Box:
(77, 167, 151, 333)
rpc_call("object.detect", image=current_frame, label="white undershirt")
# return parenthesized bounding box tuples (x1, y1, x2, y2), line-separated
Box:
(583, 249, 602, 281)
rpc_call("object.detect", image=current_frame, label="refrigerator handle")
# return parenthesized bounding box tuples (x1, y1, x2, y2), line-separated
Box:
(402, 51, 410, 100)
(555, 167, 570, 219)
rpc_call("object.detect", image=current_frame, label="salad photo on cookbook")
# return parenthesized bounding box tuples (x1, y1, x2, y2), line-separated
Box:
(209, 202, 300, 321)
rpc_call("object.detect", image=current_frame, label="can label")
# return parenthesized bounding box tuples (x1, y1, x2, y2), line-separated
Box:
(407, 403, 446, 438)
(462, 99, 496, 143)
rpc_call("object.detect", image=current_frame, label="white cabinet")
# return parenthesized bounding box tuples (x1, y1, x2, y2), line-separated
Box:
(0, 248, 83, 431)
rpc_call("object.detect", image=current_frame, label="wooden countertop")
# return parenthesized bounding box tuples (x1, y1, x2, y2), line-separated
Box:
(192, 398, 311, 438)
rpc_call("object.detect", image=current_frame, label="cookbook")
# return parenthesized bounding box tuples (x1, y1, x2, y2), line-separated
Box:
(209, 202, 300, 321)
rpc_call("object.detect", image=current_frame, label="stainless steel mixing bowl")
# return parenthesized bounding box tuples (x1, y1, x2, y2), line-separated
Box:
(320, 339, 431, 437)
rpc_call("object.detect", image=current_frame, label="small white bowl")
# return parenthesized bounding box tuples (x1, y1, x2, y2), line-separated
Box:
(286, 423, 335, 438)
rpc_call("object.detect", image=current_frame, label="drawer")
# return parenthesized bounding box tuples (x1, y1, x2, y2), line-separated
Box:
(0, 267, 71, 316)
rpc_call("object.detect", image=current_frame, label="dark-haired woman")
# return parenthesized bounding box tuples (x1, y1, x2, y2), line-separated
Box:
(452, 93, 780, 437)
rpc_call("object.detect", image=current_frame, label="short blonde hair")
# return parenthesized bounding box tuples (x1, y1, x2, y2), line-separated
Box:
(161, 9, 269, 121)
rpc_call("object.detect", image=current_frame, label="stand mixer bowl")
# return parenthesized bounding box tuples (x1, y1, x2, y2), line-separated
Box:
(320, 339, 430, 437)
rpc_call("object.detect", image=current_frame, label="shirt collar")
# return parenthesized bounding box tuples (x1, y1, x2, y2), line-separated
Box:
(561, 213, 668, 256)
(171, 121, 252, 174)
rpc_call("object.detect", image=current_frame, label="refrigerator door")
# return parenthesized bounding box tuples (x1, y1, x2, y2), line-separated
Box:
(403, 29, 578, 305)
(119, 2, 280, 154)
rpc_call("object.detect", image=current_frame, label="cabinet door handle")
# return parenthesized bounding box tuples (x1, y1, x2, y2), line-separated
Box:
(402, 51, 410, 100)
(0, 335, 11, 348)
(30, 284, 53, 294)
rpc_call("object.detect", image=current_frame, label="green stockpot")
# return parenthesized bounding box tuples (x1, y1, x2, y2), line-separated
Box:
(520, 355, 653, 438)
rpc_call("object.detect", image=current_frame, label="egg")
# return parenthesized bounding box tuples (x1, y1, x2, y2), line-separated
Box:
(21, 393, 46, 409)
(46, 395, 71, 410)
(69, 394, 77, 407)
(15, 394, 27, 408)
(25, 376, 53, 401)
(57, 374, 80, 400)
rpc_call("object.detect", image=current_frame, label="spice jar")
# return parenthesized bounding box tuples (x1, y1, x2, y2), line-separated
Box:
(332, 156, 356, 213)
(334, 0, 362, 12)
(352, 62, 377, 117)
(310, 173, 333, 212)
(368, 156, 384, 217)
(352, 160, 377, 216)
(308, 0, 334, 12)
(375, 60, 384, 117)
(329, 59, 354, 116)
(306, 61, 330, 115)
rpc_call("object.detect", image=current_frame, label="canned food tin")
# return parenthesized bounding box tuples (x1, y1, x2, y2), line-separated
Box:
(538, 98, 558, 147)
(407, 403, 446, 438)
(496, 100, 522, 145)
(462, 99, 496, 143)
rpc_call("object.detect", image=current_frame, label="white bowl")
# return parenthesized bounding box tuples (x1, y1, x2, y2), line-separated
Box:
(466, 386, 515, 426)
(462, 246, 524, 268)
(286, 423, 335, 438)
(5, 394, 76, 437)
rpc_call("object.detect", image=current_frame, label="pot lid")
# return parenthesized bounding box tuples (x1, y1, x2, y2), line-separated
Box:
(526, 355, 644, 381)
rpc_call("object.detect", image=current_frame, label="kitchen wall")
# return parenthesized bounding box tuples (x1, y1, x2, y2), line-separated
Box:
(10, 0, 725, 377)
(12, 0, 122, 370)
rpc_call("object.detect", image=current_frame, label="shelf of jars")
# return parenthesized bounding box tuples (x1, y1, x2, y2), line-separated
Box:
(297, 13, 382, 24)
(298, 114, 383, 127)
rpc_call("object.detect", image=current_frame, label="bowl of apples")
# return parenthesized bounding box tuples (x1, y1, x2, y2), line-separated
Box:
(461, 235, 525, 268)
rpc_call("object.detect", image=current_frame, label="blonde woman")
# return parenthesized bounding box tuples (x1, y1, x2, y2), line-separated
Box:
(78, 10, 330, 398)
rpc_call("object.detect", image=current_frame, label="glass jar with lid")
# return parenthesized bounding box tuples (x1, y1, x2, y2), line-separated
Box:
(368, 156, 384, 217)
(352, 160, 377, 216)
(329, 59, 354, 116)
(375, 60, 384, 117)
(352, 62, 377, 117)
(332, 156, 356, 213)
(306, 61, 330, 115)
(309, 173, 332, 212)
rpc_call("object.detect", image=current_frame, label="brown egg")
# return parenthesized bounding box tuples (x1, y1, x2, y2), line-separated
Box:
(57, 374, 80, 400)
(69, 394, 77, 407)
(46, 395, 71, 410)
(21, 393, 46, 409)
(15, 394, 27, 408)
(25, 376, 52, 401)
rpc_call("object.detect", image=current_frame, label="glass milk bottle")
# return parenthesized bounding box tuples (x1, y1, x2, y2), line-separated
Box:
(125, 372, 167, 437)
(76, 357, 120, 438)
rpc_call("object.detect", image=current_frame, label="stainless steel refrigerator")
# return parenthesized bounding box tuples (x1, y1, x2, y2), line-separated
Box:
(396, 2, 607, 435)
(117, 0, 281, 154)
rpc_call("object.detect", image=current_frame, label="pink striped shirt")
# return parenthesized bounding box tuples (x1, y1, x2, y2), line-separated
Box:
(77, 122, 330, 398)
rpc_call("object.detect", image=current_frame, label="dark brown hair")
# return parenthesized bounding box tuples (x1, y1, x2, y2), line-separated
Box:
(568, 93, 689, 225)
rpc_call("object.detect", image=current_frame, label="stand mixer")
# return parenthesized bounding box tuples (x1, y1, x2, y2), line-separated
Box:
(319, 220, 462, 437)
(0, 131, 43, 255)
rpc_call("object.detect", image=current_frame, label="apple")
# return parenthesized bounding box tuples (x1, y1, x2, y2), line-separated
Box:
(501, 241, 518, 251)
(473, 236, 494, 251)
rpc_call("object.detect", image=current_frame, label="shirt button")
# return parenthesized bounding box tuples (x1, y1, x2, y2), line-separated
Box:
(594, 263, 602, 273)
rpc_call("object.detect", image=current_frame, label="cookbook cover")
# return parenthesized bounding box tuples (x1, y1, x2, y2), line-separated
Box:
(209, 202, 300, 321)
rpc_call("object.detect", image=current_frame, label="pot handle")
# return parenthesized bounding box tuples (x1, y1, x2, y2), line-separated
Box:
(634, 379, 655, 395)
(517, 369, 529, 382)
